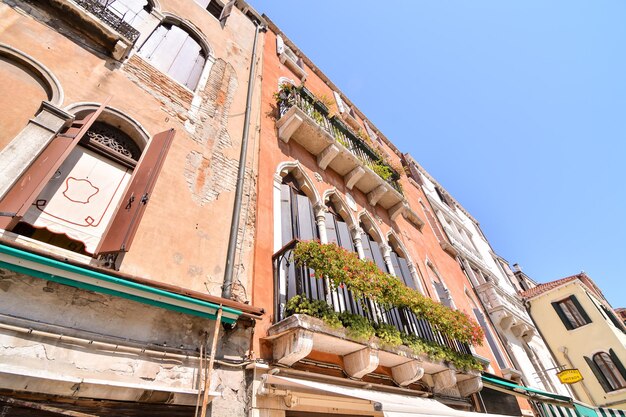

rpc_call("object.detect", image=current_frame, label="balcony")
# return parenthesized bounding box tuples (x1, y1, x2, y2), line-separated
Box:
(276, 87, 404, 210)
(476, 281, 536, 341)
(441, 225, 487, 268)
(265, 240, 484, 397)
(47, 0, 141, 59)
(278, 43, 307, 81)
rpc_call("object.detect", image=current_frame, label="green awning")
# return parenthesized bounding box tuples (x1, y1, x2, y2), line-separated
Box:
(481, 375, 572, 403)
(0, 243, 241, 323)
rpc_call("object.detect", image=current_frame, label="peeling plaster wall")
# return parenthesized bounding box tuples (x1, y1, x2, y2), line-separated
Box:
(0, 269, 252, 415)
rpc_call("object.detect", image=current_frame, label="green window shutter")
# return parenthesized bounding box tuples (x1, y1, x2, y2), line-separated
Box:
(584, 355, 612, 392)
(552, 301, 574, 330)
(570, 295, 592, 324)
(609, 348, 626, 380)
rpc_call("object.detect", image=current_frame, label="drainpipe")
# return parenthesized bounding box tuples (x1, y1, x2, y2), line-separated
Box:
(222, 22, 265, 299)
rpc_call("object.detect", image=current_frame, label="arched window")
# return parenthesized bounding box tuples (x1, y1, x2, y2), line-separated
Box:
(586, 351, 626, 392)
(14, 121, 142, 254)
(387, 238, 418, 291)
(279, 174, 318, 245)
(0, 104, 175, 259)
(139, 22, 207, 89)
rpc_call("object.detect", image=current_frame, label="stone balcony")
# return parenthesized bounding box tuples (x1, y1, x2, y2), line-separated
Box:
(47, 0, 140, 59)
(276, 88, 404, 210)
(476, 281, 536, 341)
(263, 314, 483, 397)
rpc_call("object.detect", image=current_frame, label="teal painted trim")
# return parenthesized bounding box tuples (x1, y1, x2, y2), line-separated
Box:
(481, 375, 572, 402)
(0, 244, 241, 323)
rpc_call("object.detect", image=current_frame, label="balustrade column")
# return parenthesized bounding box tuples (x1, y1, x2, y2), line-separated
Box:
(350, 226, 365, 259)
(314, 203, 328, 244)
(381, 244, 396, 276)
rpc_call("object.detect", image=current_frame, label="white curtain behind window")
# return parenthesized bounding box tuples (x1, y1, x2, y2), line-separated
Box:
(22, 147, 132, 254)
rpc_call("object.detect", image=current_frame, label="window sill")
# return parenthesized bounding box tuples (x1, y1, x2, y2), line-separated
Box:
(605, 386, 626, 397)
(0, 230, 97, 267)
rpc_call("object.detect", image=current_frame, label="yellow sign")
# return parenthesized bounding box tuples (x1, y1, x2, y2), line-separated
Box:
(557, 369, 584, 384)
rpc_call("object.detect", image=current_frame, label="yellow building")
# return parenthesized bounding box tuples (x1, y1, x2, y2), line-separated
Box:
(521, 273, 626, 410)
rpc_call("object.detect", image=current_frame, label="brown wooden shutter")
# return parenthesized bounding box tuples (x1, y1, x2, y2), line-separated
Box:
(95, 129, 175, 255)
(219, 0, 235, 22)
(551, 301, 575, 330)
(585, 355, 612, 392)
(0, 103, 107, 230)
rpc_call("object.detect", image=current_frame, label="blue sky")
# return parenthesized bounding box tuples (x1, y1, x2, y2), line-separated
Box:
(249, 1, 626, 307)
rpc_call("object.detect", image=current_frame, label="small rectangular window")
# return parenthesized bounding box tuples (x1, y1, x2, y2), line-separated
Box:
(552, 295, 591, 330)
(207, 0, 224, 20)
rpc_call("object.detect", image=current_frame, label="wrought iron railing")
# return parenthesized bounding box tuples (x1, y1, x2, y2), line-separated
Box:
(74, 0, 141, 43)
(272, 239, 471, 356)
(278, 87, 402, 194)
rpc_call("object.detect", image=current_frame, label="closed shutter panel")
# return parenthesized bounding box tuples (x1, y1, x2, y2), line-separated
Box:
(95, 129, 175, 255)
(279, 184, 294, 245)
(570, 295, 592, 324)
(585, 355, 612, 392)
(0, 104, 106, 230)
(551, 301, 575, 330)
(609, 348, 626, 380)
(295, 193, 316, 240)
(276, 35, 285, 55)
(333, 91, 345, 113)
(398, 257, 417, 290)
(324, 212, 339, 245)
(219, 0, 235, 22)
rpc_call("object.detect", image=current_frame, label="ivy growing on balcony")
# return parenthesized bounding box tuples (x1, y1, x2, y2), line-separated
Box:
(285, 292, 484, 371)
(292, 241, 485, 346)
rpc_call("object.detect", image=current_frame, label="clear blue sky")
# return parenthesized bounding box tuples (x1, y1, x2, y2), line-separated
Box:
(248, 1, 626, 307)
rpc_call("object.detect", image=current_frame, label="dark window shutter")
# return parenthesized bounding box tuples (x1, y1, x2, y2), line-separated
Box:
(585, 355, 612, 392)
(570, 295, 592, 324)
(219, 0, 235, 22)
(95, 129, 175, 255)
(552, 301, 574, 330)
(0, 104, 106, 230)
(609, 349, 626, 380)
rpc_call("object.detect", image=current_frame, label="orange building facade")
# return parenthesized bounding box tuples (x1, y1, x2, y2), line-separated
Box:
(248, 17, 534, 417)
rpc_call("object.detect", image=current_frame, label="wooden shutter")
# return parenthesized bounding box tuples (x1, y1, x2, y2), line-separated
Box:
(276, 35, 285, 55)
(585, 356, 612, 392)
(95, 129, 175, 255)
(333, 91, 345, 113)
(570, 295, 592, 324)
(0, 104, 106, 230)
(551, 301, 575, 330)
(219, 0, 235, 22)
(609, 349, 626, 380)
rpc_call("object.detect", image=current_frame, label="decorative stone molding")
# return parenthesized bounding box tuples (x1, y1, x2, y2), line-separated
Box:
(277, 111, 303, 142)
(457, 375, 483, 397)
(433, 369, 457, 392)
(343, 347, 379, 379)
(317, 144, 340, 170)
(391, 360, 425, 386)
(272, 329, 314, 366)
(367, 184, 387, 206)
(345, 166, 365, 190)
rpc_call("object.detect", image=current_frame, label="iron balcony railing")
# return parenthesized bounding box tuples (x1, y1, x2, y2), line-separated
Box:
(272, 239, 472, 356)
(278, 87, 402, 194)
(74, 0, 141, 43)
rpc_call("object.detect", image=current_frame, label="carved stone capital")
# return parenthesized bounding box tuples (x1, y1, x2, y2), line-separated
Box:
(343, 347, 379, 379)
(273, 329, 314, 366)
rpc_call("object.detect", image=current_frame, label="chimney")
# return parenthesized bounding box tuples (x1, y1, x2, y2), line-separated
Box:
(512, 263, 522, 273)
